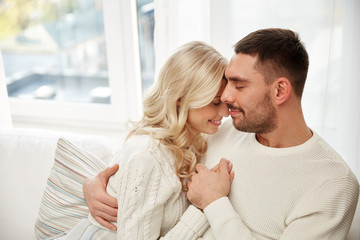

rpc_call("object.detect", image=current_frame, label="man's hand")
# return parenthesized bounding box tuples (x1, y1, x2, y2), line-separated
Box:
(186, 158, 234, 210)
(83, 164, 119, 231)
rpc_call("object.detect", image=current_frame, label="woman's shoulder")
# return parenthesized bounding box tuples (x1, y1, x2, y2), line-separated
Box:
(114, 134, 170, 168)
(111, 134, 179, 189)
(125, 134, 155, 150)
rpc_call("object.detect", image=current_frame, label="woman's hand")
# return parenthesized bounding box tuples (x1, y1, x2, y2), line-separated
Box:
(186, 158, 234, 210)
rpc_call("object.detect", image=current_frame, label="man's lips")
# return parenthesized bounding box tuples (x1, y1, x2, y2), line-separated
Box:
(229, 108, 242, 117)
(227, 104, 242, 117)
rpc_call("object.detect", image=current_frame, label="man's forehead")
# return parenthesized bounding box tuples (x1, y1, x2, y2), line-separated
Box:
(225, 54, 244, 79)
(225, 55, 236, 75)
(225, 53, 262, 81)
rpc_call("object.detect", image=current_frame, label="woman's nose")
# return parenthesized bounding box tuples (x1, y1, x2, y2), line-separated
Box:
(219, 102, 229, 117)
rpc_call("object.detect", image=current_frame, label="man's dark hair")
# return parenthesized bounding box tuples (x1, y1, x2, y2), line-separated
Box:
(234, 28, 309, 98)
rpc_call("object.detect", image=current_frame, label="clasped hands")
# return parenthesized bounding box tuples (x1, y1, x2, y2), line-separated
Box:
(186, 158, 235, 210)
(83, 158, 234, 231)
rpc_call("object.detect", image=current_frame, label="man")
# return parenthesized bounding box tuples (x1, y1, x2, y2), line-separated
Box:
(84, 28, 359, 239)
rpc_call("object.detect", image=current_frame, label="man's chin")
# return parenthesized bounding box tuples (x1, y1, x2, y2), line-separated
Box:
(231, 118, 243, 130)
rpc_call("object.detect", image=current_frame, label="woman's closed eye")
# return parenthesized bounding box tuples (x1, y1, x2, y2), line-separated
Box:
(212, 100, 221, 106)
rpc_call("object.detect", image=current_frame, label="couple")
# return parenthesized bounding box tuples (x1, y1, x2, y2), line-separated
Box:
(61, 28, 359, 239)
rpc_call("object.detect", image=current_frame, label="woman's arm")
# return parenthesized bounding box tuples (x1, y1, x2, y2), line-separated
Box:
(111, 150, 166, 239)
(84, 168, 211, 239)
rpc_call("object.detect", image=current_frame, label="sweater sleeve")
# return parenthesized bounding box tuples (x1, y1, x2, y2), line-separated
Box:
(204, 197, 254, 239)
(281, 175, 359, 240)
(161, 204, 210, 239)
(113, 150, 165, 240)
(203, 175, 359, 240)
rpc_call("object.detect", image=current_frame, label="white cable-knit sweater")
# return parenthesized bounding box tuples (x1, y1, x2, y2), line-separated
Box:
(170, 118, 359, 239)
(62, 134, 209, 240)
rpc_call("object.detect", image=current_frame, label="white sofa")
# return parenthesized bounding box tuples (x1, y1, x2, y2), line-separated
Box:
(0, 128, 359, 239)
(0, 128, 119, 240)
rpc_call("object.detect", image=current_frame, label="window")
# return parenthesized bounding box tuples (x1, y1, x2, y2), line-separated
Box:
(0, 0, 155, 130)
(1, 0, 110, 104)
(137, 0, 155, 94)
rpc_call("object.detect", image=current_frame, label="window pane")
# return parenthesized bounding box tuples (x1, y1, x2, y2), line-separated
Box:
(136, 0, 154, 94)
(0, 0, 110, 104)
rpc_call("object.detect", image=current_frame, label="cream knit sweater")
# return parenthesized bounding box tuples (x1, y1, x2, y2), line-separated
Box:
(172, 118, 359, 239)
(63, 120, 359, 239)
(63, 134, 209, 239)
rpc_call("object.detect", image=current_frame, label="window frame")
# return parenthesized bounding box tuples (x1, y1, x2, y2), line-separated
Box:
(8, 0, 143, 131)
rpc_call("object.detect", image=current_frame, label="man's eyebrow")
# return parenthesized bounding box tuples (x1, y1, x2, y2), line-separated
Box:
(227, 77, 249, 83)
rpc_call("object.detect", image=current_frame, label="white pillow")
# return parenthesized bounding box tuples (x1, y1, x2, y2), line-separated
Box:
(34, 137, 108, 239)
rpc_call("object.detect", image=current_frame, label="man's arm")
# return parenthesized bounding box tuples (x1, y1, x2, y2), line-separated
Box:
(83, 164, 119, 231)
(84, 172, 210, 239)
(186, 164, 360, 240)
(83, 159, 234, 239)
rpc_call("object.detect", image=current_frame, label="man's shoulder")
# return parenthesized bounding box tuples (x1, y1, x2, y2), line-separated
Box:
(309, 131, 358, 180)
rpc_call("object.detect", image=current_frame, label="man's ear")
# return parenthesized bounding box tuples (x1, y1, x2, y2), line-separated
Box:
(273, 77, 291, 105)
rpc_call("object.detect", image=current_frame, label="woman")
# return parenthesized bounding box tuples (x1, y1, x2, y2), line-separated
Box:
(59, 41, 229, 239)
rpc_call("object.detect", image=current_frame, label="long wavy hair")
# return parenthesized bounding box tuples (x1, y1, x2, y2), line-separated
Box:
(127, 41, 228, 189)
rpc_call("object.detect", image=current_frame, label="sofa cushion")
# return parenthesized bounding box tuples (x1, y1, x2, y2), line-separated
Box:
(34, 137, 109, 239)
(0, 128, 119, 240)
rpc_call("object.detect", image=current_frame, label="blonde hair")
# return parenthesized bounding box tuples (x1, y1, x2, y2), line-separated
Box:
(127, 41, 227, 189)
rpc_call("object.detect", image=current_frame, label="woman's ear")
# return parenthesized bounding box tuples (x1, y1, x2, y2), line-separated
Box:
(176, 98, 182, 112)
(273, 77, 291, 105)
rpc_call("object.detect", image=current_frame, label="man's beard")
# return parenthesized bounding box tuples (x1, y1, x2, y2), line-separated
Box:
(229, 93, 277, 134)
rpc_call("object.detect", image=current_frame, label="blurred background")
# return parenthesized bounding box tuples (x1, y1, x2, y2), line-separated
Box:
(0, 0, 359, 178)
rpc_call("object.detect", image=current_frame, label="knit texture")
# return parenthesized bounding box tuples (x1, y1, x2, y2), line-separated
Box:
(193, 118, 359, 239)
(61, 134, 209, 240)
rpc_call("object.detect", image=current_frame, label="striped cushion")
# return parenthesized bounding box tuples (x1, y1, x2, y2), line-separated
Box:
(34, 138, 107, 239)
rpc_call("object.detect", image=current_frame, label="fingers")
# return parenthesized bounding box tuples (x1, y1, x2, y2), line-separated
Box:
(220, 158, 230, 164)
(201, 159, 233, 174)
(219, 158, 230, 174)
(210, 164, 219, 172)
(100, 164, 119, 184)
(218, 158, 234, 183)
(93, 204, 117, 221)
(96, 198, 118, 216)
(195, 163, 208, 173)
(102, 192, 118, 208)
(84, 174, 118, 209)
(218, 158, 234, 173)
(94, 216, 117, 231)
(227, 161, 233, 173)
(87, 194, 118, 230)
(230, 169, 235, 183)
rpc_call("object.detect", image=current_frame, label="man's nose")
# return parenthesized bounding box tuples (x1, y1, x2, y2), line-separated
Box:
(221, 84, 235, 103)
